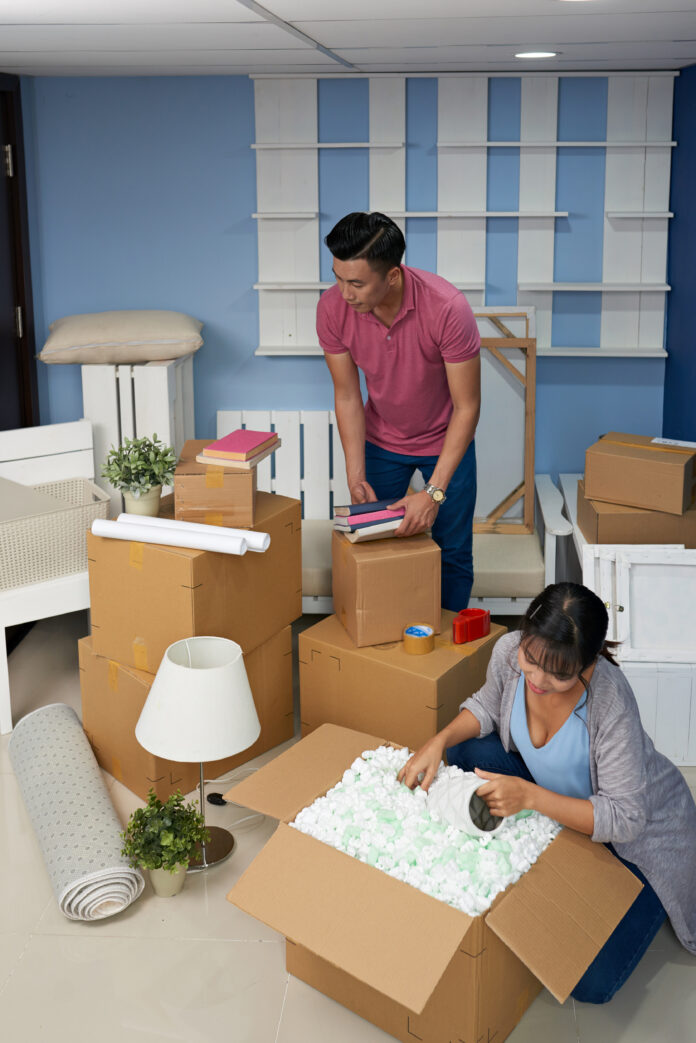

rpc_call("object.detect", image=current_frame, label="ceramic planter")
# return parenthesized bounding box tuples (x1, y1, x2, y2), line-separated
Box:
(149, 863, 188, 897)
(122, 485, 162, 517)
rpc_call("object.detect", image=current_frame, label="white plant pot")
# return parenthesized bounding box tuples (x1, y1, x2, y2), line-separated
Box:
(149, 863, 188, 897)
(122, 486, 162, 517)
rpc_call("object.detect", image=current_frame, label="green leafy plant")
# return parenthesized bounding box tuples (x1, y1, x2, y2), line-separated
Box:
(120, 790, 210, 872)
(101, 434, 176, 497)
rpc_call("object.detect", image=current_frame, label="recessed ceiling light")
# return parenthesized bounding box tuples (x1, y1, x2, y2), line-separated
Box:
(515, 51, 558, 59)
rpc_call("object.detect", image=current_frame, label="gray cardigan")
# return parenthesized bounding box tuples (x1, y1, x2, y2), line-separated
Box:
(462, 631, 696, 955)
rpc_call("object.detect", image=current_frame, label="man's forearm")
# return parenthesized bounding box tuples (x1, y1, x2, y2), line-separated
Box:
(428, 402, 479, 491)
(334, 394, 368, 484)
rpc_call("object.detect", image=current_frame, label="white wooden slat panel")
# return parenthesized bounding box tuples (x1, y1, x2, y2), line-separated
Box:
(254, 79, 317, 144)
(330, 410, 350, 508)
(438, 78, 487, 284)
(616, 550, 696, 662)
(641, 221, 669, 283)
(517, 291, 551, 349)
(646, 76, 674, 141)
(296, 291, 322, 352)
(302, 410, 331, 520)
(271, 411, 302, 500)
(133, 361, 176, 447)
(81, 365, 121, 507)
(176, 355, 196, 450)
(217, 410, 242, 439)
(599, 555, 618, 641)
(600, 293, 641, 351)
(474, 350, 526, 519)
(621, 664, 658, 740)
(0, 450, 94, 484)
(638, 291, 667, 351)
(369, 77, 405, 213)
(117, 364, 135, 441)
(258, 218, 319, 283)
(242, 410, 272, 492)
(256, 150, 318, 214)
(643, 149, 671, 212)
(0, 418, 92, 461)
(607, 76, 649, 142)
(654, 667, 692, 764)
(258, 290, 321, 351)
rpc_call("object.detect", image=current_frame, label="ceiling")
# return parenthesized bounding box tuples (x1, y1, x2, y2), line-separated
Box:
(0, 0, 694, 76)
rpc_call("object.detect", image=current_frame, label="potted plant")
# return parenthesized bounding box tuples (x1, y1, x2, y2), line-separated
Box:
(121, 789, 209, 897)
(102, 433, 176, 516)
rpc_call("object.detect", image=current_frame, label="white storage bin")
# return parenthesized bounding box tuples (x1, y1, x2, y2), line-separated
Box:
(0, 478, 109, 590)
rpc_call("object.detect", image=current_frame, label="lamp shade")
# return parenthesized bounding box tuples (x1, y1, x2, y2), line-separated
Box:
(135, 637, 261, 763)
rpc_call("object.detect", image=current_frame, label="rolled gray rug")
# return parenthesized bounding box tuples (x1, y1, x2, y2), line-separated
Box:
(9, 703, 144, 920)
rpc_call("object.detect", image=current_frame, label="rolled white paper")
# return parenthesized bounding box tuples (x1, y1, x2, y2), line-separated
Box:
(426, 770, 506, 839)
(115, 512, 270, 552)
(92, 518, 248, 556)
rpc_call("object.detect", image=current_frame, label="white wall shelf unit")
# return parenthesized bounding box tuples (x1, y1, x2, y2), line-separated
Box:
(251, 74, 676, 357)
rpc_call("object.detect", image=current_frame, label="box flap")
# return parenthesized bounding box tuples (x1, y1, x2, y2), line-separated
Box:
(485, 829, 642, 1003)
(228, 822, 472, 1014)
(223, 723, 396, 822)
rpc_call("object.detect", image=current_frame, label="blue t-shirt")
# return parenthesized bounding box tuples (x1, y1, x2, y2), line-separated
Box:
(510, 673, 593, 799)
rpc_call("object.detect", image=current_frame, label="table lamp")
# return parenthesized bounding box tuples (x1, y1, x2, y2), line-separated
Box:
(135, 636, 261, 871)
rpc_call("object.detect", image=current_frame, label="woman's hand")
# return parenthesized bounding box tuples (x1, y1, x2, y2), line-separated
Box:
(474, 768, 533, 818)
(397, 738, 447, 792)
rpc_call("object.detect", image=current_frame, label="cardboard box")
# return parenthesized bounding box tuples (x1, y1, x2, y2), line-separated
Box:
(79, 626, 293, 801)
(332, 531, 441, 647)
(174, 439, 257, 526)
(225, 725, 641, 1043)
(299, 612, 505, 752)
(584, 432, 696, 515)
(88, 491, 301, 669)
(577, 479, 696, 546)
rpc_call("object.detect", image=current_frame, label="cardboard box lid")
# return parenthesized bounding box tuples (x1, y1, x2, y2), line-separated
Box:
(229, 821, 472, 1015)
(486, 827, 642, 1003)
(590, 432, 696, 470)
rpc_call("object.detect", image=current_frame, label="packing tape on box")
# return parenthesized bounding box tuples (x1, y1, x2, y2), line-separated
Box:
(205, 467, 225, 488)
(132, 638, 148, 672)
(8, 704, 144, 921)
(115, 513, 270, 553)
(602, 437, 695, 457)
(403, 624, 435, 655)
(129, 542, 144, 570)
(92, 518, 249, 556)
(205, 512, 223, 527)
(107, 661, 119, 692)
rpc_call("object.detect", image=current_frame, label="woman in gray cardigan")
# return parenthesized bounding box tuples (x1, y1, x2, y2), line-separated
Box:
(398, 582, 696, 1003)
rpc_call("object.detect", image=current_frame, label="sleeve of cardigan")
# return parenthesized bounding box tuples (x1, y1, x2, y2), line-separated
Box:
(459, 632, 516, 737)
(589, 673, 649, 844)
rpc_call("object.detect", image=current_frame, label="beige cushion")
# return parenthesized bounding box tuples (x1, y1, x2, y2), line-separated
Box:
(39, 309, 203, 365)
(471, 534, 544, 598)
(301, 519, 334, 597)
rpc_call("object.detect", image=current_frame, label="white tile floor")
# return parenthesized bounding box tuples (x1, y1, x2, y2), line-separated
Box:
(2, 611, 695, 1043)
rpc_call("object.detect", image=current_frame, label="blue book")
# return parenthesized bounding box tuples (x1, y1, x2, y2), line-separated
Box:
(333, 497, 401, 518)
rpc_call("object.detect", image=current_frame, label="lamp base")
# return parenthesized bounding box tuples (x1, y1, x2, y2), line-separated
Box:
(187, 826, 236, 872)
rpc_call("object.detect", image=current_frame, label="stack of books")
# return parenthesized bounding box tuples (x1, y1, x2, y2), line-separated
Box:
(333, 498, 405, 543)
(195, 429, 281, 470)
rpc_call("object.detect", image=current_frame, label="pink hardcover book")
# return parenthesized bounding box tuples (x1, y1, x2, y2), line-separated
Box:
(334, 508, 405, 527)
(202, 429, 276, 460)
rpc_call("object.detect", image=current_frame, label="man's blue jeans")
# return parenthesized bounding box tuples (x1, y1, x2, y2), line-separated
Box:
(446, 732, 667, 1004)
(364, 439, 477, 611)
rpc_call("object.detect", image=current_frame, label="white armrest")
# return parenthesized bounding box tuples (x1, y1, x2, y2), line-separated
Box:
(534, 474, 573, 536)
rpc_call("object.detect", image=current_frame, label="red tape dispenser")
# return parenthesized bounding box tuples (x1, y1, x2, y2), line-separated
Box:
(452, 608, 491, 644)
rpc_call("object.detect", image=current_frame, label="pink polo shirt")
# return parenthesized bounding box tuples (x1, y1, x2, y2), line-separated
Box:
(317, 265, 480, 455)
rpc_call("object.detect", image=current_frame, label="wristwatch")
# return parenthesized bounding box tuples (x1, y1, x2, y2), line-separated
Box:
(424, 483, 446, 505)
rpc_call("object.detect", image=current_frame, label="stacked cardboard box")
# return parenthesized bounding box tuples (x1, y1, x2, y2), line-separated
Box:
(581, 432, 696, 545)
(81, 478, 303, 800)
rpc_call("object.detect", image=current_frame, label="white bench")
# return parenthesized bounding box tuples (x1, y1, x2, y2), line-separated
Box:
(218, 410, 571, 615)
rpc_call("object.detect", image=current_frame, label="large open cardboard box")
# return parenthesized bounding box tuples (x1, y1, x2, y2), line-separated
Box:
(332, 531, 441, 647)
(88, 491, 301, 669)
(80, 626, 293, 801)
(226, 725, 642, 1043)
(584, 432, 696, 515)
(299, 612, 505, 751)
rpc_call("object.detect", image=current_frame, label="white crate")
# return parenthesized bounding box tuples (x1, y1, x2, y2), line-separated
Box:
(0, 478, 109, 590)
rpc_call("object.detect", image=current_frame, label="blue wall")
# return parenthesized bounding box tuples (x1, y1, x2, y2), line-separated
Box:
(21, 74, 671, 473)
(663, 63, 696, 441)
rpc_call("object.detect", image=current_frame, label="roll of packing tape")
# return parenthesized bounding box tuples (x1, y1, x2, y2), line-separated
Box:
(403, 624, 435, 655)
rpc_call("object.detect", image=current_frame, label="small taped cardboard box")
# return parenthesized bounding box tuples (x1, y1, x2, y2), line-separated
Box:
(577, 478, 696, 546)
(332, 530, 441, 647)
(79, 626, 293, 801)
(174, 439, 257, 527)
(584, 432, 696, 515)
(299, 611, 505, 751)
(88, 491, 301, 670)
(225, 725, 642, 1043)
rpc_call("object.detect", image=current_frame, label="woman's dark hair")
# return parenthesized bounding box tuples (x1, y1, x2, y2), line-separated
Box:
(519, 582, 619, 683)
(325, 212, 405, 275)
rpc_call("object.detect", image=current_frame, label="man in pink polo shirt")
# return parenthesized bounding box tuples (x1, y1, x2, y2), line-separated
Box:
(317, 211, 481, 610)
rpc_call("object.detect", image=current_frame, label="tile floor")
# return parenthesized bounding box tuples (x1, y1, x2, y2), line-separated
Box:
(1, 611, 695, 1043)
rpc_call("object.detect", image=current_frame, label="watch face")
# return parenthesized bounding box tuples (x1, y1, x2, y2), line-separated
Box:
(433, 489, 444, 502)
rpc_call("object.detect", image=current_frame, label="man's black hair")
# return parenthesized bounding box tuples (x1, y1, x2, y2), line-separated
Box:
(325, 212, 405, 275)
